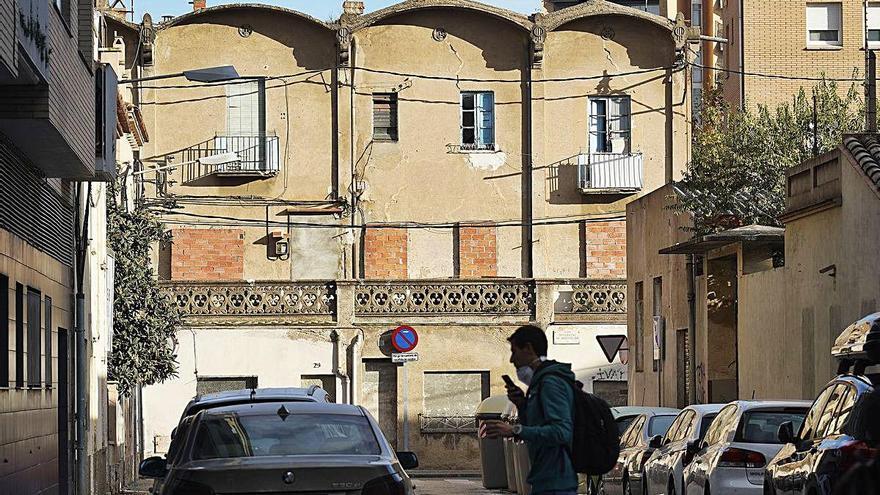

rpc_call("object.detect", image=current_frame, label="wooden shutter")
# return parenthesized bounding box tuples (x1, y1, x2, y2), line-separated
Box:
(373, 93, 398, 141)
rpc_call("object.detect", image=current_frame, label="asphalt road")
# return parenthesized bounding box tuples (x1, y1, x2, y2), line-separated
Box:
(413, 478, 506, 494)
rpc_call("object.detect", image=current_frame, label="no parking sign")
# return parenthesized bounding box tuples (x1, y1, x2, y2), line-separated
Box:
(391, 325, 419, 353)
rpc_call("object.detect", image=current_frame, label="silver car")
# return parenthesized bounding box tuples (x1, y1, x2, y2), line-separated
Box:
(644, 404, 724, 495)
(683, 400, 810, 495)
(602, 410, 680, 495)
(139, 400, 418, 494)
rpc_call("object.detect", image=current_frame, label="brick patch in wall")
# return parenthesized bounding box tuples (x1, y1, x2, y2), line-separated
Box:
(585, 221, 626, 279)
(364, 228, 408, 279)
(171, 229, 244, 281)
(457, 225, 497, 278)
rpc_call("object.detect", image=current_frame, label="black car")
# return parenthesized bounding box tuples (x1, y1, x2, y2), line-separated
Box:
(140, 401, 419, 495)
(764, 313, 880, 495)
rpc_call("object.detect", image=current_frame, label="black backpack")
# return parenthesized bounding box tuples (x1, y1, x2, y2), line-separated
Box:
(534, 371, 620, 475)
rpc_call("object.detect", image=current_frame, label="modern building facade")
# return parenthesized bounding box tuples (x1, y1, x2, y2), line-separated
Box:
(126, 0, 691, 469)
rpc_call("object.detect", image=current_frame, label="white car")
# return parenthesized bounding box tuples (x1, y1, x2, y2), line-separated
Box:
(644, 404, 724, 495)
(683, 400, 811, 495)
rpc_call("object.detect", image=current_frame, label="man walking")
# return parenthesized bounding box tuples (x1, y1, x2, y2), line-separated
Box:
(480, 325, 578, 495)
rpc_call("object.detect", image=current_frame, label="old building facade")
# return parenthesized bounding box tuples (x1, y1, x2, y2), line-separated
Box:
(627, 135, 880, 407)
(129, 0, 691, 469)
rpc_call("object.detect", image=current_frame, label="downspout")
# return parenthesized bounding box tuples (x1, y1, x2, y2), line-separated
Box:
(686, 254, 698, 404)
(75, 182, 92, 495)
(349, 40, 358, 280)
(349, 331, 362, 405)
(522, 51, 534, 279)
(739, 0, 745, 109)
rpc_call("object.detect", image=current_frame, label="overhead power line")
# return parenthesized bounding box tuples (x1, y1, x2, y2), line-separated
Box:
(690, 62, 863, 82)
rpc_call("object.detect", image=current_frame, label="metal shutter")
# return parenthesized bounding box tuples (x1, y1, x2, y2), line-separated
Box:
(373, 93, 398, 141)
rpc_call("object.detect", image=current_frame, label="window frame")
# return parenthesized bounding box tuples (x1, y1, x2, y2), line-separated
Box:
(460, 91, 496, 151)
(588, 96, 632, 154)
(0, 274, 7, 388)
(372, 92, 399, 142)
(26, 288, 41, 388)
(806, 3, 843, 48)
(15, 283, 23, 389)
(634, 281, 645, 372)
(867, 2, 880, 48)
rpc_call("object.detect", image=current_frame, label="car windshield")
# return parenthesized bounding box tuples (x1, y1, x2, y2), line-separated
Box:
(648, 415, 676, 437)
(192, 412, 381, 459)
(738, 410, 807, 444)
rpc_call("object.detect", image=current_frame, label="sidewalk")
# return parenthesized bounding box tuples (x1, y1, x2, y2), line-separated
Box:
(413, 478, 505, 494)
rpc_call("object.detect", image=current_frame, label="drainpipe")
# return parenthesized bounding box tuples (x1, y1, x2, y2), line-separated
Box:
(686, 254, 697, 404)
(523, 52, 534, 279)
(74, 183, 92, 495)
(349, 331, 362, 406)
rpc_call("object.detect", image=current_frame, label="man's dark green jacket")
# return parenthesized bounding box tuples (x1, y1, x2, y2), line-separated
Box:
(516, 360, 578, 493)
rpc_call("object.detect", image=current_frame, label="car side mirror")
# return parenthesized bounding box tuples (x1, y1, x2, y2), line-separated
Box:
(397, 451, 419, 470)
(777, 421, 796, 445)
(138, 456, 168, 479)
(649, 435, 663, 449)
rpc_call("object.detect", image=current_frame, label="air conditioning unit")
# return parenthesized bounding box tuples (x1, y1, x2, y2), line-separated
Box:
(94, 64, 118, 181)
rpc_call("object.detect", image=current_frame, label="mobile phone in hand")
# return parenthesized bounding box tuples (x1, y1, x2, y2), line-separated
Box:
(502, 374, 515, 387)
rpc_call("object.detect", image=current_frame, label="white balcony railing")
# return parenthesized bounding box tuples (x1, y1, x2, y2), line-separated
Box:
(577, 152, 643, 193)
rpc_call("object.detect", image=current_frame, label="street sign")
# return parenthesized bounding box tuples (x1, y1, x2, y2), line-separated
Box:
(391, 325, 419, 353)
(392, 352, 419, 363)
(553, 327, 580, 345)
(596, 335, 627, 364)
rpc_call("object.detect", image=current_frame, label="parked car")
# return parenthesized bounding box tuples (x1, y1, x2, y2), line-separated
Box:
(151, 386, 332, 494)
(612, 406, 682, 436)
(140, 400, 419, 495)
(643, 404, 724, 495)
(682, 400, 810, 495)
(602, 410, 681, 495)
(586, 407, 681, 495)
(763, 312, 880, 495)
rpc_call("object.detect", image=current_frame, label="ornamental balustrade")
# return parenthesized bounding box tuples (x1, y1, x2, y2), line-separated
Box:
(419, 415, 478, 434)
(162, 279, 626, 320)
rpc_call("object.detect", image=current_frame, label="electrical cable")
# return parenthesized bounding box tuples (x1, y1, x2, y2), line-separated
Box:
(689, 61, 864, 82)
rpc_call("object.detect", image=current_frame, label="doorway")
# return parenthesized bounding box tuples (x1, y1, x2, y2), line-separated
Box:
(706, 256, 738, 402)
(362, 359, 398, 447)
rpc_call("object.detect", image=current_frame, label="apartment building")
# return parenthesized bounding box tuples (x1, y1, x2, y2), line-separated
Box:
(126, 0, 691, 469)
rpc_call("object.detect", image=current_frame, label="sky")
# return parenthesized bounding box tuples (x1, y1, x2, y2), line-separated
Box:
(132, 0, 543, 22)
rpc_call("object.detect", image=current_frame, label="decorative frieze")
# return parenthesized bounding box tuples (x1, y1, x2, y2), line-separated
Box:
(354, 280, 533, 316)
(569, 282, 627, 314)
(164, 281, 336, 318)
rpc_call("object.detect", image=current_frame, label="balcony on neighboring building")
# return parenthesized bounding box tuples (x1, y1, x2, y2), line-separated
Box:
(577, 152, 643, 194)
(180, 134, 280, 184)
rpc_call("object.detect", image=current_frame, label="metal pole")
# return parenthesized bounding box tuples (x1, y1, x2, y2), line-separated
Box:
(869, 51, 877, 132)
(401, 363, 409, 451)
(75, 293, 87, 495)
(686, 255, 697, 405)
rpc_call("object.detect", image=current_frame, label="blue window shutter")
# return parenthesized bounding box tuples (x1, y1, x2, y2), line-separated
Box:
(477, 92, 494, 146)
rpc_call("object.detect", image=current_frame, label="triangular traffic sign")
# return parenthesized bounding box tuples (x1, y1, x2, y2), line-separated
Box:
(596, 335, 627, 364)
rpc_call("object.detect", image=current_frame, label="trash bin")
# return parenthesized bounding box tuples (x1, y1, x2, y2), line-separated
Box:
(476, 395, 513, 489)
(502, 403, 519, 493)
(514, 438, 532, 495)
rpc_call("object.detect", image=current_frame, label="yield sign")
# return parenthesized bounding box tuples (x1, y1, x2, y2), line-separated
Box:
(596, 335, 627, 364)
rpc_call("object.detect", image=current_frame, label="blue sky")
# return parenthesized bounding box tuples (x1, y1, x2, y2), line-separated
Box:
(134, 0, 543, 21)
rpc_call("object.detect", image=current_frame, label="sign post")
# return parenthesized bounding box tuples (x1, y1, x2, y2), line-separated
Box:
(390, 326, 419, 451)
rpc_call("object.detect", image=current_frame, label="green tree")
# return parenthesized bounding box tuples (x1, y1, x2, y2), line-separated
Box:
(107, 181, 180, 396)
(677, 79, 863, 234)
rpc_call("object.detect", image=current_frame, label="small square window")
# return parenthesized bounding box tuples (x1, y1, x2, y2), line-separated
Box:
(806, 3, 842, 47)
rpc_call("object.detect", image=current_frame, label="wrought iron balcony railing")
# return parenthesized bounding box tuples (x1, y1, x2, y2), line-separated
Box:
(181, 134, 280, 183)
(577, 152, 643, 193)
(419, 415, 478, 434)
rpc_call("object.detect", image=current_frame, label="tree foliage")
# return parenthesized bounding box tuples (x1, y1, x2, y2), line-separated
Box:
(677, 80, 863, 234)
(107, 181, 180, 396)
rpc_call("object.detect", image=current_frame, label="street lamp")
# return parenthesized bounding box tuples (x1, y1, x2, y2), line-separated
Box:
(119, 65, 240, 84)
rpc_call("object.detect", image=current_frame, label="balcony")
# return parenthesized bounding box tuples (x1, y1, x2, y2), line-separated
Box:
(577, 152, 643, 194)
(181, 134, 280, 184)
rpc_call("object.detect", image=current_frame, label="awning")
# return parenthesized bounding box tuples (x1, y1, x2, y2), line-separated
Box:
(660, 225, 784, 255)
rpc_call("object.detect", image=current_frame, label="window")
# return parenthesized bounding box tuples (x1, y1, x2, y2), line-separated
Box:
(634, 281, 644, 372)
(697, 413, 718, 442)
(196, 376, 258, 396)
(652, 276, 663, 370)
(0, 274, 7, 387)
(461, 92, 495, 150)
(868, 2, 880, 46)
(826, 385, 856, 435)
(27, 288, 41, 387)
(704, 404, 738, 445)
(691, 1, 702, 27)
(799, 384, 837, 440)
(737, 409, 808, 444)
(648, 415, 677, 438)
(15, 283, 23, 389)
(373, 93, 398, 141)
(45, 296, 52, 388)
(806, 3, 842, 47)
(667, 410, 695, 442)
(814, 384, 846, 438)
(622, 416, 645, 448)
(589, 96, 631, 153)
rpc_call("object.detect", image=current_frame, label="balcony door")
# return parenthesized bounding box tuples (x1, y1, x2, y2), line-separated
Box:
(588, 96, 631, 154)
(222, 79, 267, 170)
